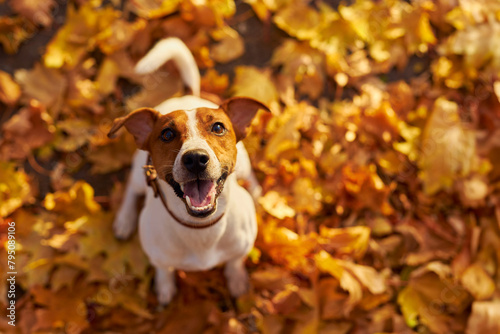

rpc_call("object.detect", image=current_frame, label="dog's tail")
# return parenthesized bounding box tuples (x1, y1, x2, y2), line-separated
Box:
(134, 37, 200, 97)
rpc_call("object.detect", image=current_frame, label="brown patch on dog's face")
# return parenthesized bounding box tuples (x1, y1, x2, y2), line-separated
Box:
(146, 110, 189, 180)
(195, 107, 238, 175)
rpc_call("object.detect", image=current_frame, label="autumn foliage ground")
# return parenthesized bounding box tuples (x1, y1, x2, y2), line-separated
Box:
(1, 0, 500, 333)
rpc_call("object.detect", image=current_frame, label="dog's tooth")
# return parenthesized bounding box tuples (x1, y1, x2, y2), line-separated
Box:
(186, 196, 193, 208)
(180, 184, 185, 192)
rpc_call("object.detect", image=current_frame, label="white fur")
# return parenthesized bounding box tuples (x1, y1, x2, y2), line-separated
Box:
(113, 38, 258, 305)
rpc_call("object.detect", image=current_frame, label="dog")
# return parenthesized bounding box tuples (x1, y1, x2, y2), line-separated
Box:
(108, 37, 270, 305)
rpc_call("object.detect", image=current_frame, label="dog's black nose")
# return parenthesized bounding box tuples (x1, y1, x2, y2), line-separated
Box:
(182, 149, 210, 174)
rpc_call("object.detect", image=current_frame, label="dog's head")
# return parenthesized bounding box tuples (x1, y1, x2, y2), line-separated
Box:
(108, 97, 269, 218)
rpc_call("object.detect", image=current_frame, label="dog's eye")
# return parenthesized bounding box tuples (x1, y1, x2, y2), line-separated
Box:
(211, 122, 226, 136)
(160, 128, 176, 142)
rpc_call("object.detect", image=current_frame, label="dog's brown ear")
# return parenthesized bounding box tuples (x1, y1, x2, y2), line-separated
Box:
(107, 108, 159, 150)
(220, 97, 270, 141)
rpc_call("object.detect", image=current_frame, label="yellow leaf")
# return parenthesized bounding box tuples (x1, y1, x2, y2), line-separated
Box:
(44, 181, 100, 221)
(417, 12, 437, 45)
(314, 251, 362, 316)
(52, 119, 94, 152)
(230, 66, 279, 109)
(460, 263, 495, 300)
(210, 26, 245, 63)
(0, 162, 33, 217)
(319, 226, 371, 259)
(43, 3, 120, 68)
(128, 0, 181, 19)
(96, 18, 146, 55)
(274, 3, 320, 40)
(0, 70, 21, 105)
(418, 98, 477, 195)
(259, 191, 295, 219)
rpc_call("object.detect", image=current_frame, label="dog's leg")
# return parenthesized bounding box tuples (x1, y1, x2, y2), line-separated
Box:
(224, 255, 249, 297)
(155, 266, 176, 305)
(113, 150, 148, 239)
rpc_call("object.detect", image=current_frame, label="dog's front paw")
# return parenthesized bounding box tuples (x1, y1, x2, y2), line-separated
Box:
(113, 211, 137, 240)
(155, 267, 177, 305)
(225, 260, 249, 297)
(156, 282, 177, 305)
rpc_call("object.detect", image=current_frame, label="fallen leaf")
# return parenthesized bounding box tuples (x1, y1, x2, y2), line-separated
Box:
(0, 162, 33, 217)
(15, 62, 67, 111)
(460, 263, 495, 300)
(9, 0, 56, 27)
(87, 134, 136, 174)
(32, 284, 93, 333)
(466, 301, 500, 334)
(210, 26, 245, 63)
(0, 101, 55, 160)
(0, 70, 21, 105)
(0, 16, 34, 54)
(43, 2, 120, 69)
(418, 98, 478, 195)
(259, 191, 295, 219)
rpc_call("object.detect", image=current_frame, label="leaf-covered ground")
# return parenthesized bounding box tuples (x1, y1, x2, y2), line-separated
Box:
(1, 0, 500, 333)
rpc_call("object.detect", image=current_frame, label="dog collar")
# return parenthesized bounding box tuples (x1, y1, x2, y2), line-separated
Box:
(143, 156, 225, 229)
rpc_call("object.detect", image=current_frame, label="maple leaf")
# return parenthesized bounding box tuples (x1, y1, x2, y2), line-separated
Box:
(43, 2, 121, 69)
(14, 62, 67, 111)
(31, 284, 94, 333)
(3, 0, 500, 331)
(200, 68, 229, 95)
(0, 100, 55, 160)
(230, 66, 279, 110)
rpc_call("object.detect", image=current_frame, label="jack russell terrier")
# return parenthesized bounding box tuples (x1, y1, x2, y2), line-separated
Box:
(108, 38, 270, 305)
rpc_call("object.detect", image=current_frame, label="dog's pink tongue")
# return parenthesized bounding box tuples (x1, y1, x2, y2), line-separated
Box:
(183, 180, 216, 207)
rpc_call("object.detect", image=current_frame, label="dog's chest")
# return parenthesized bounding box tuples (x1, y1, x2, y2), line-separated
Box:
(137, 187, 253, 271)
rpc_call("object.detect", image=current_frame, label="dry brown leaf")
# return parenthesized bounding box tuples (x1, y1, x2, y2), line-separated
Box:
(0, 101, 55, 160)
(466, 301, 500, 334)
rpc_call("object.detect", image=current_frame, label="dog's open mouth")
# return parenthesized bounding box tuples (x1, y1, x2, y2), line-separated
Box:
(181, 179, 217, 216)
(167, 174, 227, 218)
